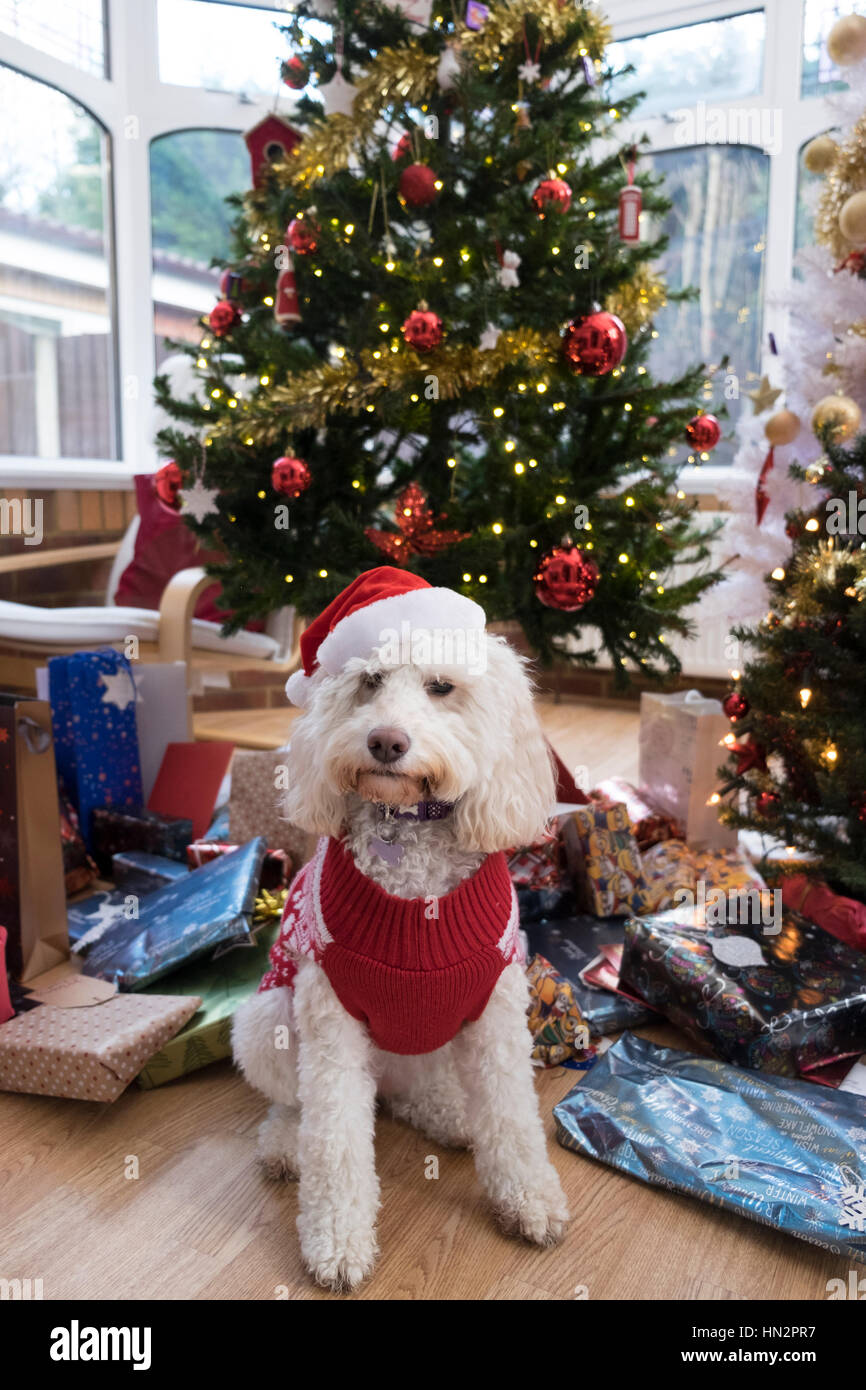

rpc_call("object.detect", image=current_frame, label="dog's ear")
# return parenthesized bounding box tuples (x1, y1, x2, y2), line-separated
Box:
(281, 693, 346, 838)
(452, 636, 555, 853)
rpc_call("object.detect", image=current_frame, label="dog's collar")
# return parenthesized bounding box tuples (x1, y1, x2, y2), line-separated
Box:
(376, 800, 453, 822)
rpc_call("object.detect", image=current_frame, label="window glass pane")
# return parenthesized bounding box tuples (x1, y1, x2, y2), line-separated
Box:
(802, 0, 864, 97)
(151, 128, 249, 363)
(644, 145, 770, 467)
(0, 65, 116, 458)
(157, 0, 287, 96)
(607, 11, 765, 120)
(0, 0, 106, 78)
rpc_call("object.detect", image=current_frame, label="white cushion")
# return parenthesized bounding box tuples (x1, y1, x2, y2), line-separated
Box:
(0, 600, 278, 658)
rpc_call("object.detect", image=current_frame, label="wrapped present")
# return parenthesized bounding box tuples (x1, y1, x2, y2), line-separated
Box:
(526, 954, 591, 1067)
(593, 778, 682, 851)
(554, 1032, 866, 1265)
(641, 840, 766, 913)
(620, 904, 866, 1077)
(58, 784, 98, 897)
(0, 967, 200, 1101)
(506, 829, 562, 890)
(111, 850, 190, 896)
(559, 801, 655, 917)
(186, 841, 292, 891)
(47, 650, 143, 845)
(136, 920, 280, 1088)
(90, 806, 193, 875)
(638, 689, 738, 849)
(77, 837, 266, 990)
(524, 914, 655, 1034)
(229, 748, 317, 867)
(0, 925, 12, 1024)
(781, 875, 866, 955)
(68, 888, 132, 947)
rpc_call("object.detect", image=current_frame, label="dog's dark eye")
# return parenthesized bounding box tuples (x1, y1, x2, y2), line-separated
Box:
(362, 671, 383, 690)
(427, 680, 454, 697)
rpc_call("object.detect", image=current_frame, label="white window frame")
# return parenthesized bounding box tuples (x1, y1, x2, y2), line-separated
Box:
(0, 0, 284, 489)
(0, 0, 842, 491)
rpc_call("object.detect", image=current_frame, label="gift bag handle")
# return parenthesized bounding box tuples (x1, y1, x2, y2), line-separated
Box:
(18, 716, 51, 755)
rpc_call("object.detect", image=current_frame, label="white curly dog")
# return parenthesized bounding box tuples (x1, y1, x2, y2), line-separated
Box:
(233, 567, 569, 1291)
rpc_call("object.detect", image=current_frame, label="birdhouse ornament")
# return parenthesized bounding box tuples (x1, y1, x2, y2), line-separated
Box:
(244, 113, 301, 189)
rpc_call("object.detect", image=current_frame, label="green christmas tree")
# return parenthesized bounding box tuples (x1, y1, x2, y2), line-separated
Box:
(154, 0, 722, 679)
(718, 427, 866, 897)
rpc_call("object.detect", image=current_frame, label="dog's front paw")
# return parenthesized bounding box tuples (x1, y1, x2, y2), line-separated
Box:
(494, 1166, 570, 1247)
(299, 1218, 379, 1293)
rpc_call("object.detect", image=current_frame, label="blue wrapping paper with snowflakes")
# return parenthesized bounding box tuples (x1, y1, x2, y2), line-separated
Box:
(77, 837, 266, 990)
(620, 905, 866, 1077)
(48, 650, 143, 846)
(554, 1032, 866, 1264)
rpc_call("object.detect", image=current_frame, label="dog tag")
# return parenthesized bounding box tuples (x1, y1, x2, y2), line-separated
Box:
(370, 836, 404, 865)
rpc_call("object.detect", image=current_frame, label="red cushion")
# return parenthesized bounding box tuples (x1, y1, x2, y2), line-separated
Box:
(113, 474, 228, 624)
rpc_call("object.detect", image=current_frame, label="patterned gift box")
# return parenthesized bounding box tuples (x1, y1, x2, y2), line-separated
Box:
(136, 919, 280, 1088)
(526, 953, 591, 1067)
(620, 905, 866, 1077)
(592, 777, 682, 851)
(77, 837, 266, 990)
(641, 841, 766, 913)
(559, 802, 655, 917)
(90, 806, 193, 875)
(186, 841, 292, 891)
(47, 650, 143, 846)
(506, 829, 562, 890)
(0, 989, 201, 1101)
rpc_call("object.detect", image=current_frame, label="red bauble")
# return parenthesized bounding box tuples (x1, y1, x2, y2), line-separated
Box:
(685, 413, 721, 451)
(287, 216, 319, 255)
(209, 299, 239, 337)
(534, 542, 599, 612)
(392, 132, 413, 162)
(562, 312, 627, 377)
(154, 460, 182, 509)
(755, 791, 780, 819)
(399, 163, 439, 208)
(272, 455, 312, 498)
(281, 56, 308, 90)
(723, 691, 749, 721)
(531, 177, 571, 217)
(402, 307, 443, 353)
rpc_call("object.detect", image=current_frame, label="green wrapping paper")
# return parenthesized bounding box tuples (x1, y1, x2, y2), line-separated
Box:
(136, 920, 279, 1088)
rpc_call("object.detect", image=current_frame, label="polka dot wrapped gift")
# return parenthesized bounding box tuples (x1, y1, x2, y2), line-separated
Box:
(0, 989, 201, 1101)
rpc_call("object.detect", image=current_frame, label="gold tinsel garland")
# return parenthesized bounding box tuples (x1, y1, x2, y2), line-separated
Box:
(606, 265, 667, 333)
(275, 43, 439, 191)
(457, 0, 610, 68)
(815, 113, 866, 259)
(788, 538, 866, 616)
(215, 327, 563, 439)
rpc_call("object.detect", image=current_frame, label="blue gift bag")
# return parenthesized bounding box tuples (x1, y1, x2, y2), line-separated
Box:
(48, 650, 143, 846)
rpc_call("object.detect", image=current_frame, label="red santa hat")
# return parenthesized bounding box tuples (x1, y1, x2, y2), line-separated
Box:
(285, 566, 486, 707)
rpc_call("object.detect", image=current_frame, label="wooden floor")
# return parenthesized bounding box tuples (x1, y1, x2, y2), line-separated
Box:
(0, 698, 854, 1300)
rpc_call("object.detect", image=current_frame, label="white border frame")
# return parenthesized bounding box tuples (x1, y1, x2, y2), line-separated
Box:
(0, 0, 844, 490)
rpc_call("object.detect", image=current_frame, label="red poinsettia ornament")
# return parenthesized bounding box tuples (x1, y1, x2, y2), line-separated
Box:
(402, 305, 443, 353)
(365, 483, 468, 565)
(209, 299, 239, 337)
(534, 540, 599, 611)
(272, 455, 312, 498)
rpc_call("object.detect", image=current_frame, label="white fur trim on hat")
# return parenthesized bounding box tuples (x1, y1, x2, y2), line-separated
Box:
(285, 668, 311, 706)
(317, 586, 486, 676)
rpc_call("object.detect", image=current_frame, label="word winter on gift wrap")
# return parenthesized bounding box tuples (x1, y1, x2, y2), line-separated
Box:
(50, 1320, 151, 1371)
(377, 621, 487, 675)
(672, 883, 782, 934)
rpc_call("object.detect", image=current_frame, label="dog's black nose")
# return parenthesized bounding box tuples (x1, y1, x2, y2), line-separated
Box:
(367, 726, 411, 765)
